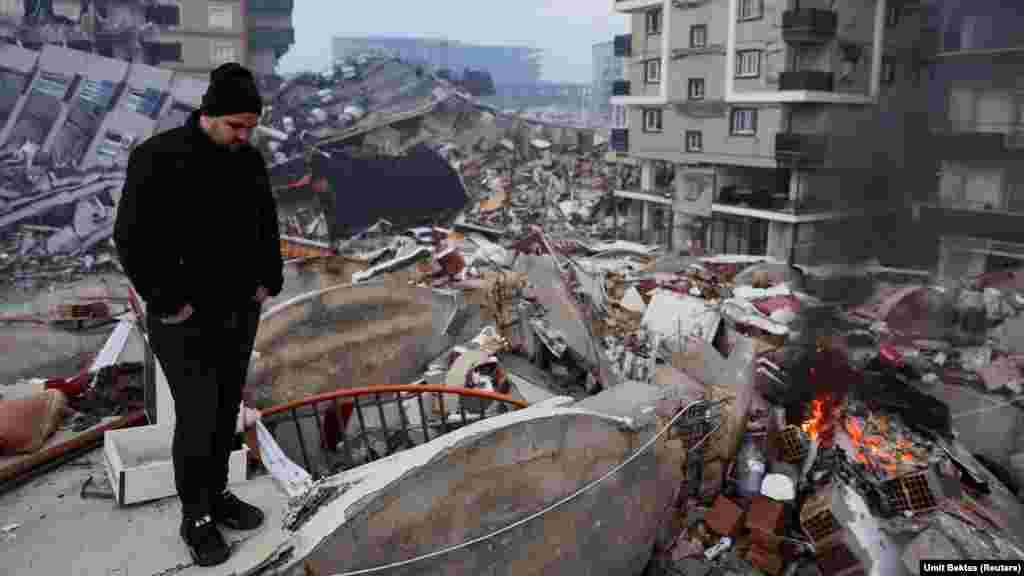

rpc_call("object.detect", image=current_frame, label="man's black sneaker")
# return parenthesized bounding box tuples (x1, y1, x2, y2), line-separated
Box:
(180, 514, 230, 567)
(213, 490, 265, 531)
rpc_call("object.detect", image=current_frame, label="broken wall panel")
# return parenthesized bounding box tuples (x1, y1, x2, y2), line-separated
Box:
(49, 53, 127, 166)
(154, 73, 207, 134)
(0, 44, 38, 143)
(312, 143, 470, 239)
(82, 62, 171, 168)
(5, 45, 83, 152)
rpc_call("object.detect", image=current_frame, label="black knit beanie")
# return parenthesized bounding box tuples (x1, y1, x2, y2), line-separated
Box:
(201, 62, 263, 117)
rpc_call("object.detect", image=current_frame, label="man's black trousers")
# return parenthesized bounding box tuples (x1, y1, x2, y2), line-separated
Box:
(147, 302, 261, 520)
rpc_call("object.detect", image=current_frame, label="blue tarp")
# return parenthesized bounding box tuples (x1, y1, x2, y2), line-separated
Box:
(311, 143, 470, 240)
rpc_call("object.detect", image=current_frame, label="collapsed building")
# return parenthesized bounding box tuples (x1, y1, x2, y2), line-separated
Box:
(0, 43, 209, 288)
(2, 37, 1024, 576)
(0, 0, 294, 79)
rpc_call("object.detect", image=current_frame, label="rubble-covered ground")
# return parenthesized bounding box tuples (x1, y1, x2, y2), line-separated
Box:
(3, 48, 1024, 576)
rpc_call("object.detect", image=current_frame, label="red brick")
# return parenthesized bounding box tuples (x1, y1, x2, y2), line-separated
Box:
(750, 525, 783, 551)
(748, 494, 785, 532)
(748, 543, 786, 576)
(704, 495, 744, 537)
(816, 535, 862, 576)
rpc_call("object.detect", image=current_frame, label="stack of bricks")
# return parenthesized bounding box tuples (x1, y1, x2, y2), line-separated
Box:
(801, 483, 865, 575)
(746, 494, 786, 575)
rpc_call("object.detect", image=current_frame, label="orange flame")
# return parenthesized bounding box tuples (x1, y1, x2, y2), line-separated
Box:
(801, 395, 832, 441)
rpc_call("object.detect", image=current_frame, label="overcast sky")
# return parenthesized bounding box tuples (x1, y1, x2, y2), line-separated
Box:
(277, 1, 629, 84)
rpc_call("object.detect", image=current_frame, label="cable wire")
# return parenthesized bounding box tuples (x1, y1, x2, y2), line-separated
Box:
(326, 399, 716, 576)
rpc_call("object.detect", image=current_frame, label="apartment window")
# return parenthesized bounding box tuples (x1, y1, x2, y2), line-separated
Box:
(643, 108, 663, 132)
(886, 4, 900, 27)
(646, 9, 662, 35)
(738, 0, 763, 21)
(688, 78, 705, 100)
(882, 56, 896, 84)
(145, 2, 181, 27)
(736, 50, 761, 78)
(685, 130, 703, 152)
(645, 59, 661, 84)
(730, 108, 757, 135)
(211, 41, 237, 65)
(690, 25, 707, 48)
(149, 42, 183, 63)
(208, 3, 233, 29)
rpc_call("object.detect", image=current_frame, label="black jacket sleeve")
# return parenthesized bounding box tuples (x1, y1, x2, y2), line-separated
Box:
(113, 146, 190, 318)
(254, 154, 284, 297)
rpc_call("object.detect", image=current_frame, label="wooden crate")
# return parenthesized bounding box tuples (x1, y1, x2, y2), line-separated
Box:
(104, 424, 248, 506)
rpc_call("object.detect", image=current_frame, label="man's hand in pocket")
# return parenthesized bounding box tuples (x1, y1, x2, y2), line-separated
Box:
(161, 303, 194, 324)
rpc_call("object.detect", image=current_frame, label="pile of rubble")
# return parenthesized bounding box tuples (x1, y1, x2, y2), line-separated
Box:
(0, 143, 124, 289)
(303, 209, 1024, 574)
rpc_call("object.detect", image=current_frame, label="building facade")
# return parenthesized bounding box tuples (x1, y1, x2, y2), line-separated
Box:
(610, 0, 936, 264)
(245, 0, 295, 78)
(331, 36, 543, 85)
(591, 40, 625, 127)
(0, 1, 292, 79)
(917, 0, 1024, 279)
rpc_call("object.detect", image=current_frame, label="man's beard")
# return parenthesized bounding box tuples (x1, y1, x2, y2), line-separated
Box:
(226, 142, 249, 153)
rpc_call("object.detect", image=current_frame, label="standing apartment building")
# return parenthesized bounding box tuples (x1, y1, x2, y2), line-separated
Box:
(145, 0, 246, 77)
(609, 0, 935, 264)
(0, 1, 293, 79)
(917, 0, 1024, 280)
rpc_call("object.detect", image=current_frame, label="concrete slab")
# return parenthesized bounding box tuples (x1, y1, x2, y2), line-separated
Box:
(0, 273, 133, 385)
(926, 382, 1024, 468)
(0, 446, 287, 576)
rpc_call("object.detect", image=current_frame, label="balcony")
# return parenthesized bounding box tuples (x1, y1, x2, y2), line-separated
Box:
(779, 71, 834, 92)
(931, 123, 1024, 160)
(775, 133, 828, 166)
(247, 0, 294, 12)
(611, 128, 629, 152)
(781, 9, 838, 44)
(614, 34, 632, 58)
(612, 80, 630, 97)
(916, 204, 1024, 245)
(614, 0, 663, 13)
(248, 26, 295, 51)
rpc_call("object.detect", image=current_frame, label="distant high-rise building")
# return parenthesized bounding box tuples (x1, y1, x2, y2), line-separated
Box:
(591, 41, 624, 128)
(332, 36, 543, 84)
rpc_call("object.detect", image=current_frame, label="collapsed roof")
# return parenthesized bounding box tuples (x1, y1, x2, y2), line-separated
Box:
(311, 143, 470, 240)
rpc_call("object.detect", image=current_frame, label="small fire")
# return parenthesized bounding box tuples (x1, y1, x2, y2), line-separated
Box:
(801, 395, 832, 441)
(844, 414, 919, 476)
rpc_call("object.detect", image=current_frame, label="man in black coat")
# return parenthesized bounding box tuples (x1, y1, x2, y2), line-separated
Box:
(113, 63, 283, 567)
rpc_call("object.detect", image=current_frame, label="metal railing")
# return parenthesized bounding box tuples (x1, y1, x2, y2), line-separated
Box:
(258, 385, 529, 479)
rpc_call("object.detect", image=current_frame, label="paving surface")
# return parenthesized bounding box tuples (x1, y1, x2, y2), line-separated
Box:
(0, 446, 287, 576)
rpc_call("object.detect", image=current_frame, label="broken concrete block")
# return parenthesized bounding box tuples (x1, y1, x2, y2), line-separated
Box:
(902, 528, 960, 576)
(673, 557, 711, 576)
(1009, 452, 1024, 494)
(672, 537, 705, 561)
(705, 495, 744, 537)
